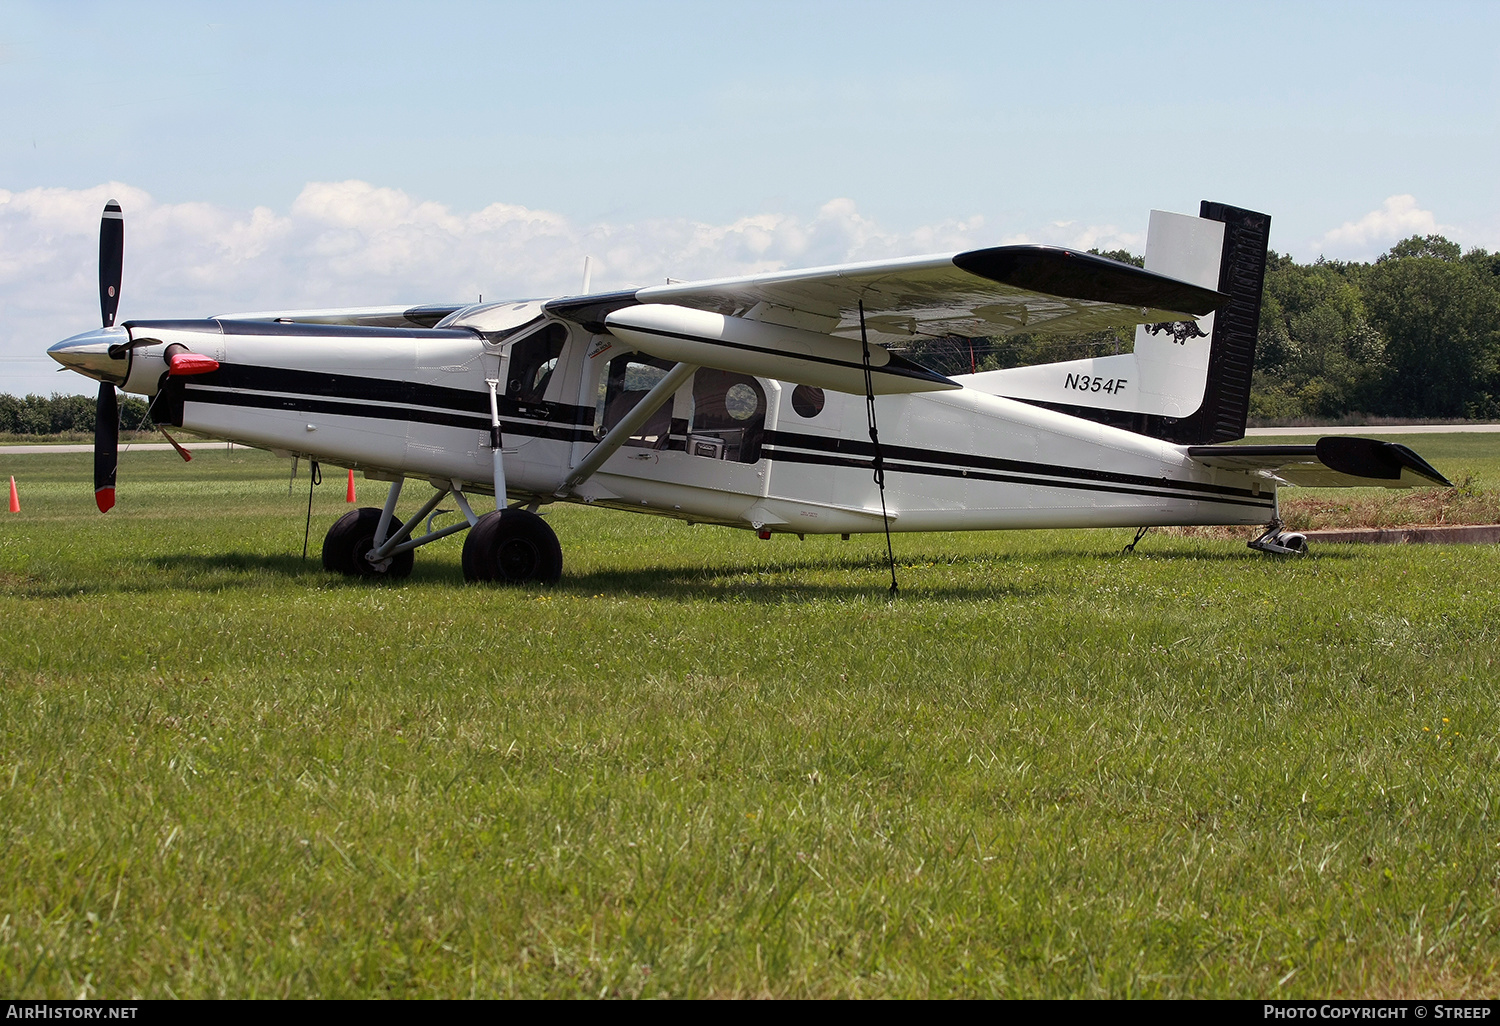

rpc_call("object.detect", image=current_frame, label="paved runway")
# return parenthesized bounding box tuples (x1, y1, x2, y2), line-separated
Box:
(0, 441, 235, 455)
(1244, 424, 1500, 436)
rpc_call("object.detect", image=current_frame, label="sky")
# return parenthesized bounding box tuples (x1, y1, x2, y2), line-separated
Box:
(3, 0, 1497, 395)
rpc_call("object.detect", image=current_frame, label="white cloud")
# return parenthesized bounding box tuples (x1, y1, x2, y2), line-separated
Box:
(1310, 195, 1460, 260)
(0, 181, 1139, 395)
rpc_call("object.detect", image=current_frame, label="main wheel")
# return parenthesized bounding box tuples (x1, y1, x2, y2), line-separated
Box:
(322, 507, 415, 579)
(461, 509, 563, 585)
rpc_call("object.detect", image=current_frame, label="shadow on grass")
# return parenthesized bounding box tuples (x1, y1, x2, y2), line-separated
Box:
(3, 547, 1058, 602)
(7, 551, 348, 600)
(552, 562, 1053, 602)
(148, 551, 317, 576)
(1095, 547, 1362, 563)
(10, 538, 1326, 602)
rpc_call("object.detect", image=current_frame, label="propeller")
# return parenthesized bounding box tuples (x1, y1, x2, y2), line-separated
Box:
(82, 200, 215, 510)
(94, 200, 124, 512)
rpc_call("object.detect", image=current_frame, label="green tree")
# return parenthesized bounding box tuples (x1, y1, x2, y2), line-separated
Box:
(1252, 252, 1387, 419)
(1383, 234, 1461, 262)
(1364, 238, 1500, 418)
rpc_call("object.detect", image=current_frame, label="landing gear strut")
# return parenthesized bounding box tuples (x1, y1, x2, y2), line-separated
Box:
(1249, 518, 1308, 556)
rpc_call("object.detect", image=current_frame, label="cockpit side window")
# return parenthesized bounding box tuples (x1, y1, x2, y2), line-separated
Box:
(602, 353, 676, 449)
(507, 322, 568, 402)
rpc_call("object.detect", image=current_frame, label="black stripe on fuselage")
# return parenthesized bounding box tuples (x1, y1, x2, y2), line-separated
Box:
(762, 429, 1275, 510)
(764, 447, 1274, 511)
(179, 363, 596, 442)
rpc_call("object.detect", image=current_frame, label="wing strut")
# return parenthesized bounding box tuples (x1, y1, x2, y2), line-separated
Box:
(558, 361, 699, 495)
(860, 301, 898, 598)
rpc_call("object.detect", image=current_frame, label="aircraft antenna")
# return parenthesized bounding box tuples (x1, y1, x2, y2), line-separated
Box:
(859, 300, 898, 598)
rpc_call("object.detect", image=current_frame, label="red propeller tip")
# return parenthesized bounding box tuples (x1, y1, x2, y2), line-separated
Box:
(95, 487, 116, 513)
(167, 353, 220, 376)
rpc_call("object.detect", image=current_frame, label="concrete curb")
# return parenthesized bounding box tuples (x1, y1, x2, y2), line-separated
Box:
(1302, 525, 1500, 545)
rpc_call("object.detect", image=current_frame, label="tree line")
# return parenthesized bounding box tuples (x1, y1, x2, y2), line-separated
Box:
(5, 234, 1498, 432)
(0, 392, 149, 436)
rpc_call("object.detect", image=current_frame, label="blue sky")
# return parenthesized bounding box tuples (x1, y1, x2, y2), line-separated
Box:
(3, 1, 1497, 394)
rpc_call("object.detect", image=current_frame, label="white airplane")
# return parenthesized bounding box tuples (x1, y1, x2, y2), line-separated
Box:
(47, 199, 1449, 586)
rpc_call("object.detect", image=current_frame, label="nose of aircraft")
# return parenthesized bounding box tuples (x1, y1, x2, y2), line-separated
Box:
(48, 326, 131, 385)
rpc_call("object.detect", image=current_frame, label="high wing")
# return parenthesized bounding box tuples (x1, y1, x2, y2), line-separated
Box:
(546, 246, 1226, 346)
(1187, 438, 1452, 489)
(210, 303, 468, 329)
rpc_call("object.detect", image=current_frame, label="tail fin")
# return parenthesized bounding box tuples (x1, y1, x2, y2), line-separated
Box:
(959, 201, 1271, 444)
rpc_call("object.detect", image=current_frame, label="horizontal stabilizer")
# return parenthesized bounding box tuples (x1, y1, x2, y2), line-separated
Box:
(1187, 437, 1451, 488)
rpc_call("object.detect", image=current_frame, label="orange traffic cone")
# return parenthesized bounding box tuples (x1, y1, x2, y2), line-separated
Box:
(8, 476, 18, 513)
(346, 468, 357, 503)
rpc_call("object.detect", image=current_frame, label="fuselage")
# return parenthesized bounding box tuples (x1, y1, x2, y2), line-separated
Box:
(50, 303, 1278, 534)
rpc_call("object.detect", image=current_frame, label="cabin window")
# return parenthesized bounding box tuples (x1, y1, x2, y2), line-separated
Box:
(791, 384, 825, 418)
(507, 322, 567, 402)
(602, 353, 676, 449)
(688, 368, 766, 463)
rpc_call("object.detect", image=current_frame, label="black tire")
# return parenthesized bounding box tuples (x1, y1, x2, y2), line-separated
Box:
(461, 509, 562, 585)
(321, 507, 414, 579)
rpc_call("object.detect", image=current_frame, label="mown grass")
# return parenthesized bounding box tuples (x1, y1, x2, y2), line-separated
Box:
(1, 441, 1498, 998)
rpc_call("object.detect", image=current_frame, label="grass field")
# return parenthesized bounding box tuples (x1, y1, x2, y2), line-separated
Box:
(1, 436, 1498, 998)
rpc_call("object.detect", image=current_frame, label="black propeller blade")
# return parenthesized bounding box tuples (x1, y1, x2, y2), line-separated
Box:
(99, 199, 123, 328)
(94, 199, 124, 511)
(94, 380, 118, 513)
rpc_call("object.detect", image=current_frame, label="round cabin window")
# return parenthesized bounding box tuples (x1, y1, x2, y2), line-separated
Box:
(725, 382, 760, 421)
(791, 384, 825, 418)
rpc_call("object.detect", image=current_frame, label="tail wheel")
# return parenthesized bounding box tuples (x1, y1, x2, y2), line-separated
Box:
(462, 509, 562, 585)
(322, 507, 414, 579)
